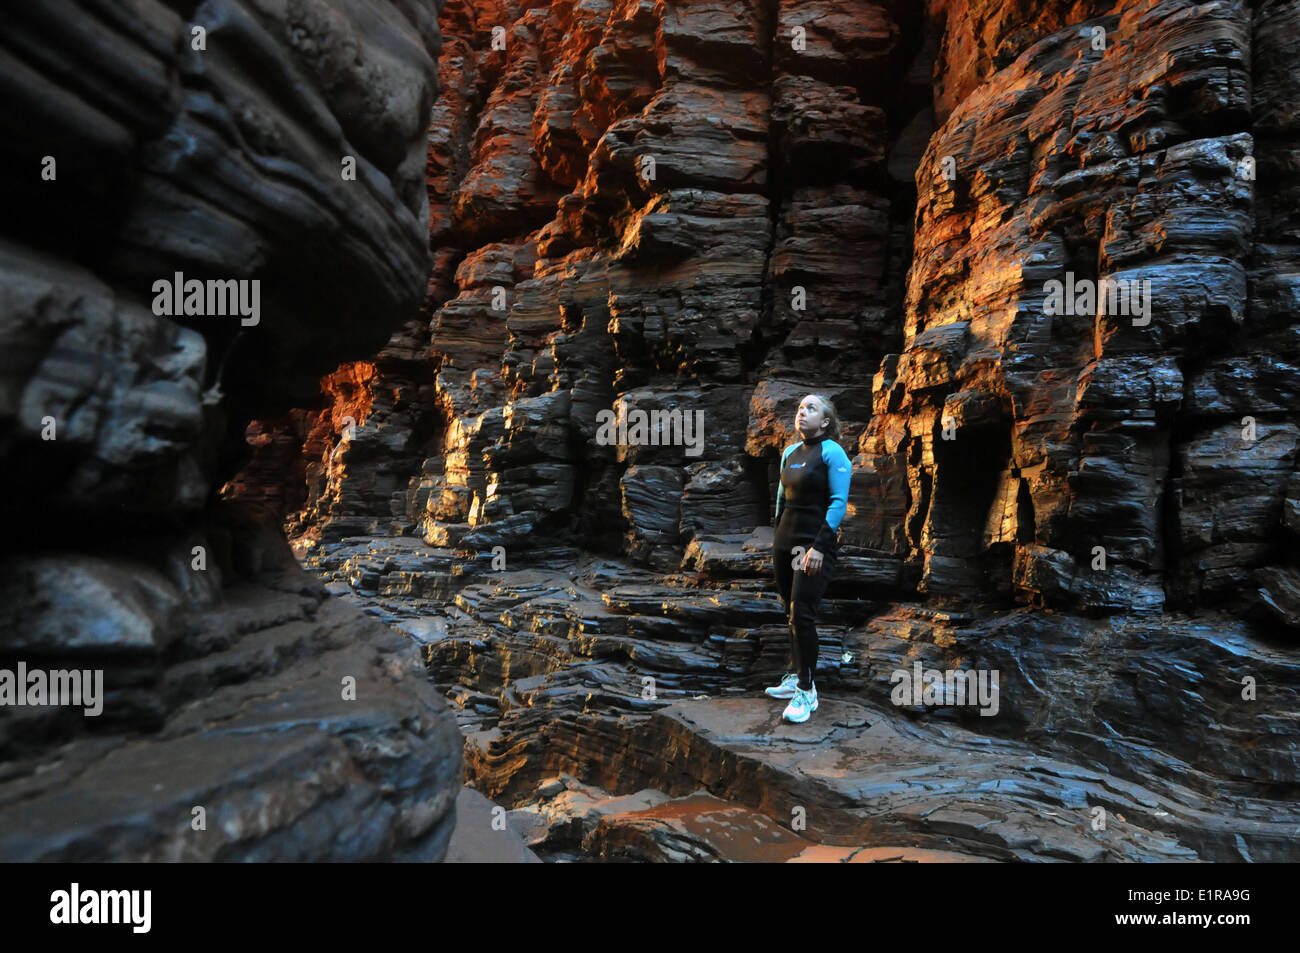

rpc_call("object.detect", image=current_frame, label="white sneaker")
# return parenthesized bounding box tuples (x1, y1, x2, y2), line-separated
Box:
(782, 683, 818, 723)
(765, 673, 800, 699)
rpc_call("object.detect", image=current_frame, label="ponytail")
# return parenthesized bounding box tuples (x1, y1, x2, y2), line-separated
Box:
(811, 394, 841, 444)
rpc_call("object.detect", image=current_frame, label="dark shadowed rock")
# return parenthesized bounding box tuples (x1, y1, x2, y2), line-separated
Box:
(0, 0, 460, 862)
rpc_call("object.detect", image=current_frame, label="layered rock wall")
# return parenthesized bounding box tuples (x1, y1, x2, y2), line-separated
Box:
(871, 0, 1298, 624)
(245, 0, 934, 585)
(0, 0, 462, 860)
(246, 0, 1297, 633)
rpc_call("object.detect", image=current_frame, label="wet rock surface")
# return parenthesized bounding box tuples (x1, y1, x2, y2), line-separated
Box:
(307, 531, 1299, 862)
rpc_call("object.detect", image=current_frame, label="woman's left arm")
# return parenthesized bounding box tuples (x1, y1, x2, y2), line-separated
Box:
(812, 442, 852, 552)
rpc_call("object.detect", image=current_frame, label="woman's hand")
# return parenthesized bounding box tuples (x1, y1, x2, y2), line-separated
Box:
(802, 547, 824, 576)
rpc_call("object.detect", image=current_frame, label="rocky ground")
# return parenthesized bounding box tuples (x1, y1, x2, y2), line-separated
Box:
(0, 555, 463, 861)
(300, 530, 1300, 862)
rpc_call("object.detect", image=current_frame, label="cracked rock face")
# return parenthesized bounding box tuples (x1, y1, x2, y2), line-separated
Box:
(240, 0, 1296, 630)
(237, 0, 927, 568)
(0, 1, 461, 861)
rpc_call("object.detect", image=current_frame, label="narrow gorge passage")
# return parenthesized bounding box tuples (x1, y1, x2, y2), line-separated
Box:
(1, 0, 1298, 872)
(224, 0, 1300, 863)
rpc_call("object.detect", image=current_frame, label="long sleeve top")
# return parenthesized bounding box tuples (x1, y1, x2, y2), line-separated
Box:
(773, 433, 852, 552)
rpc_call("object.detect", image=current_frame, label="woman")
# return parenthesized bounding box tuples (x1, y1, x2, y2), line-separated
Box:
(766, 394, 852, 723)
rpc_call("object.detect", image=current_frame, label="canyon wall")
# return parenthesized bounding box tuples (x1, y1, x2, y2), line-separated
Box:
(250, 0, 1297, 632)
(245, 0, 930, 572)
(0, 0, 463, 860)
(890, 0, 1298, 622)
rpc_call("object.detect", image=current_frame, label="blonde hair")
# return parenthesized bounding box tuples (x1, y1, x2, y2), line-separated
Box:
(806, 393, 841, 444)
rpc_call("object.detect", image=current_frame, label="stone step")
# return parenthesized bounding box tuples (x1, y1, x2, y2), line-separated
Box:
(467, 685, 1300, 861)
(583, 790, 998, 862)
(638, 695, 1291, 861)
(443, 787, 542, 863)
(316, 551, 1300, 862)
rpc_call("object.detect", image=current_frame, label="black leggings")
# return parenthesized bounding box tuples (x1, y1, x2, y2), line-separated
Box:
(772, 541, 836, 690)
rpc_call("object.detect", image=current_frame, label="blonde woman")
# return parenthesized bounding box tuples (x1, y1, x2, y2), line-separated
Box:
(766, 394, 852, 723)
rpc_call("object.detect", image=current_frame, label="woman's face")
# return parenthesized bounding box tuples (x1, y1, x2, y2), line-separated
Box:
(795, 395, 828, 439)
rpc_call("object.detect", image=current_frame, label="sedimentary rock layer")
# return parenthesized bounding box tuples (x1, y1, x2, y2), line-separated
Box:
(244, 0, 1298, 634)
(0, 0, 462, 862)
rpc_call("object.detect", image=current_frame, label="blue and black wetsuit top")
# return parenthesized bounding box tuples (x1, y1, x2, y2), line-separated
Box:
(773, 432, 853, 553)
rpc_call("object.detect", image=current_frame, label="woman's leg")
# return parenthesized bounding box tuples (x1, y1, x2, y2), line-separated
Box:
(789, 546, 836, 690)
(772, 543, 801, 676)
